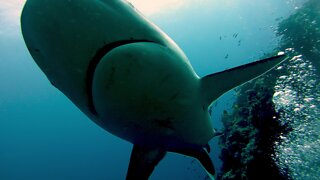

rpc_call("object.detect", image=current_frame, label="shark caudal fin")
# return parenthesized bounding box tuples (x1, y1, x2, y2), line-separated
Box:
(172, 147, 215, 177)
(201, 54, 289, 106)
(126, 145, 166, 180)
(126, 145, 215, 179)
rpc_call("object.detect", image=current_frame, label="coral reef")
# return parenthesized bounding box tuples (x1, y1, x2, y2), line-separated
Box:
(217, 0, 320, 179)
(217, 75, 290, 180)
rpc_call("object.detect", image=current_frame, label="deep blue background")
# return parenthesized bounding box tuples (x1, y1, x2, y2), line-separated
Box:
(0, 0, 305, 179)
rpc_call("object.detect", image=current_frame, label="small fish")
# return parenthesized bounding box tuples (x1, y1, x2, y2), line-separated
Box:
(208, 107, 212, 115)
(232, 33, 239, 38)
(225, 54, 229, 59)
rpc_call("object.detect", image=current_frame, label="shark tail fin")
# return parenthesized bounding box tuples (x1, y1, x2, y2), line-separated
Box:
(200, 54, 289, 106)
(126, 145, 166, 180)
(172, 147, 215, 178)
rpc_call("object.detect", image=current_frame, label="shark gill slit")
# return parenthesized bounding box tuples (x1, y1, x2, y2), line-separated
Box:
(86, 40, 158, 115)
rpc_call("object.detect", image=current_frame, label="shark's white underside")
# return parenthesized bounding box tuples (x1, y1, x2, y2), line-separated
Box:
(21, 0, 288, 179)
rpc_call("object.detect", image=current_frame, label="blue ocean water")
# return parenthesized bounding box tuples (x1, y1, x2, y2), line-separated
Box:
(1, 0, 318, 179)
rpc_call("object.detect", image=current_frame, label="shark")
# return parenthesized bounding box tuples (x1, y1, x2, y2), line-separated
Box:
(21, 0, 288, 179)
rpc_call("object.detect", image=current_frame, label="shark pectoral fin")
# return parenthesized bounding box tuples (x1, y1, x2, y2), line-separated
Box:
(201, 54, 289, 106)
(126, 145, 166, 180)
(172, 147, 215, 177)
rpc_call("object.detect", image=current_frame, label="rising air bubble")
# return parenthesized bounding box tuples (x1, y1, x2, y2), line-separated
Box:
(276, 66, 283, 70)
(272, 55, 320, 179)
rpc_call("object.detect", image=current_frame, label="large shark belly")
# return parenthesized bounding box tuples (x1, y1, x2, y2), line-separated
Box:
(21, 0, 214, 150)
(21, 0, 289, 178)
(92, 42, 214, 149)
(21, 0, 185, 121)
